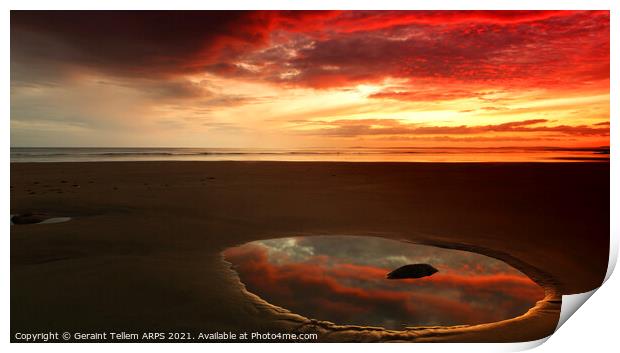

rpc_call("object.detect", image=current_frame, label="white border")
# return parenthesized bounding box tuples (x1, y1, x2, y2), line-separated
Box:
(3, 1, 617, 352)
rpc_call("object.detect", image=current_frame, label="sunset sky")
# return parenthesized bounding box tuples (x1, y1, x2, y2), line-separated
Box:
(10, 11, 610, 148)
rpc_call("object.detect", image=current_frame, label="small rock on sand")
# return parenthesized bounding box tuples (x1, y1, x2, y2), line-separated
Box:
(386, 264, 438, 279)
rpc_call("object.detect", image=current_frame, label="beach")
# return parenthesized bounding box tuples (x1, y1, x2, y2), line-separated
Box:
(10, 161, 609, 342)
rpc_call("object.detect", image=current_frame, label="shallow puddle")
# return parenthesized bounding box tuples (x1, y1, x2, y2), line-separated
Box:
(224, 235, 545, 330)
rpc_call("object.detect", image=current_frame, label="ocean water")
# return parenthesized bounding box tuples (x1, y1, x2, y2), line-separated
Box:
(10, 146, 609, 163)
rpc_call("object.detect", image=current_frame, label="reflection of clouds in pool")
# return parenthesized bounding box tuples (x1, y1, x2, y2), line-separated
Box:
(263, 236, 521, 276)
(224, 236, 545, 329)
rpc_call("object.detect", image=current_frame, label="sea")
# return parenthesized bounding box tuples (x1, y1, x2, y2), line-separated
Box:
(9, 147, 609, 163)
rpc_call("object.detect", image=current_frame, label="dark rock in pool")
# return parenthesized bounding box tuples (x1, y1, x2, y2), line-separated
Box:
(386, 264, 438, 279)
(11, 213, 49, 225)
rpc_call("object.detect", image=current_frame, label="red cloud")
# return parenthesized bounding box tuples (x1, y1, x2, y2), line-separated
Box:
(12, 10, 609, 95)
(309, 11, 581, 33)
(368, 89, 480, 102)
(224, 11, 609, 92)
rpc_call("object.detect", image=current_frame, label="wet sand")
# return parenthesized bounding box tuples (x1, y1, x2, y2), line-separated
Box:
(10, 161, 609, 342)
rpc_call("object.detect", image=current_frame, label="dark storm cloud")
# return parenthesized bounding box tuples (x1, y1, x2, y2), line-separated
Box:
(11, 11, 273, 79)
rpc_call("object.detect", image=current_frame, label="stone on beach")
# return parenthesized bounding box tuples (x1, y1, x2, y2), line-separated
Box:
(386, 264, 438, 279)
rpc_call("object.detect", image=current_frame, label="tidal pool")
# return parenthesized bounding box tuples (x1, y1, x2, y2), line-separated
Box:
(224, 235, 545, 330)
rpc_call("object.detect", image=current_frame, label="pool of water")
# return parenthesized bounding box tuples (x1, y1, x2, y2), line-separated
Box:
(224, 235, 545, 330)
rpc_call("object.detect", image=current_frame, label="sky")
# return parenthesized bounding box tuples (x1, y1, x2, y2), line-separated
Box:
(224, 236, 544, 328)
(10, 10, 610, 148)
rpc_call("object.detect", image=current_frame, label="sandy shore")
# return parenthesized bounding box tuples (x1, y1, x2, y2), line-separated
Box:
(10, 161, 609, 342)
